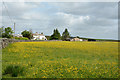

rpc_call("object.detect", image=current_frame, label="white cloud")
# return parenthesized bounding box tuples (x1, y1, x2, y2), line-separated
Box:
(2, 2, 40, 17)
(56, 12, 90, 25)
(21, 12, 48, 20)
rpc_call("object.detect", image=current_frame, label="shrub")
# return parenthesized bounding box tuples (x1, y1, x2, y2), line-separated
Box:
(3, 65, 25, 77)
(18, 37, 29, 40)
(12, 37, 29, 40)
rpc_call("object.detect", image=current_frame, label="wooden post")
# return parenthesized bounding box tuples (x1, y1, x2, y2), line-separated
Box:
(14, 22, 15, 39)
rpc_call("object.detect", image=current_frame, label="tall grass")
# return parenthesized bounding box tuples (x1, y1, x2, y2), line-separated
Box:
(3, 65, 24, 77)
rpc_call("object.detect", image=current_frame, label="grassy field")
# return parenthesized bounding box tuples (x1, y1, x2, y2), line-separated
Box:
(2, 41, 119, 78)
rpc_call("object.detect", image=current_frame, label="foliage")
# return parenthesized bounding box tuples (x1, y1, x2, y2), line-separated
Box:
(2, 42, 119, 78)
(45, 36, 50, 40)
(49, 29, 61, 40)
(0, 27, 4, 37)
(3, 65, 24, 77)
(62, 28, 70, 41)
(2, 27, 13, 38)
(12, 37, 29, 40)
(21, 30, 33, 39)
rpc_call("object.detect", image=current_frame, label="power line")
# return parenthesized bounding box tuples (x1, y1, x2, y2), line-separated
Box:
(2, 0, 16, 39)
(2, 0, 14, 24)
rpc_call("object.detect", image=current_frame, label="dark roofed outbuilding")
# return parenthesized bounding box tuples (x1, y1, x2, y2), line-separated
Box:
(88, 39, 96, 41)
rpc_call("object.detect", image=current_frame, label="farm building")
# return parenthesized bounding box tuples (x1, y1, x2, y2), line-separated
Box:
(32, 32, 47, 40)
(14, 34, 23, 38)
(88, 39, 96, 41)
(70, 38, 84, 41)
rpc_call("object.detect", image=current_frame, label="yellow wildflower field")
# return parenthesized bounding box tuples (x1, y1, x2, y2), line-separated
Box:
(2, 41, 119, 78)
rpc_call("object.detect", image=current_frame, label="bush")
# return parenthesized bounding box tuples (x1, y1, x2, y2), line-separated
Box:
(17, 37, 29, 40)
(12, 37, 29, 40)
(21, 30, 33, 39)
(3, 65, 25, 77)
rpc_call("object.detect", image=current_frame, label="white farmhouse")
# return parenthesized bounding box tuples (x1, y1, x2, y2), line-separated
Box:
(32, 32, 47, 40)
(15, 34, 23, 37)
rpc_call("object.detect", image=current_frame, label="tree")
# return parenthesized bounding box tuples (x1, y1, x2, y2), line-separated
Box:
(49, 29, 61, 40)
(62, 28, 70, 41)
(29, 29, 33, 39)
(55, 29, 61, 40)
(2, 27, 13, 38)
(0, 26, 4, 37)
(77, 36, 80, 38)
(21, 30, 33, 39)
(49, 29, 56, 40)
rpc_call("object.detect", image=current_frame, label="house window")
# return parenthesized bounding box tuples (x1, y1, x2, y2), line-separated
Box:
(42, 37, 44, 40)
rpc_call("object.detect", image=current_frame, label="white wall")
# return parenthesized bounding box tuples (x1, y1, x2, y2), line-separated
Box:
(80, 39, 83, 41)
(32, 35, 47, 40)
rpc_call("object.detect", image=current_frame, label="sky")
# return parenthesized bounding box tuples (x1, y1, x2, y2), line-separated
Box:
(1, 2, 118, 40)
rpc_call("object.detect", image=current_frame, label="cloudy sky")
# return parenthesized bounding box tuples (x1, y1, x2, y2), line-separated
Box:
(1, 2, 118, 40)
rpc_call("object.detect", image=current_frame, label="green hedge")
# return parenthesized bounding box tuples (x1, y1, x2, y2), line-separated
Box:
(12, 37, 29, 40)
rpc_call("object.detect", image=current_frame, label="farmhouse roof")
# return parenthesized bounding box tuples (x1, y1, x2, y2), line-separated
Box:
(32, 32, 44, 36)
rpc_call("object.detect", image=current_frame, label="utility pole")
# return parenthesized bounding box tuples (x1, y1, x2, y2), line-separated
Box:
(14, 22, 15, 39)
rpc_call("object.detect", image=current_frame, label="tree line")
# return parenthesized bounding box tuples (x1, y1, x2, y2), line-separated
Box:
(0, 27, 33, 39)
(0, 27, 70, 41)
(49, 28, 70, 41)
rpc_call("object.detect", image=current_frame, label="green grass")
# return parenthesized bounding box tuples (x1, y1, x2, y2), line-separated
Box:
(2, 41, 119, 78)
